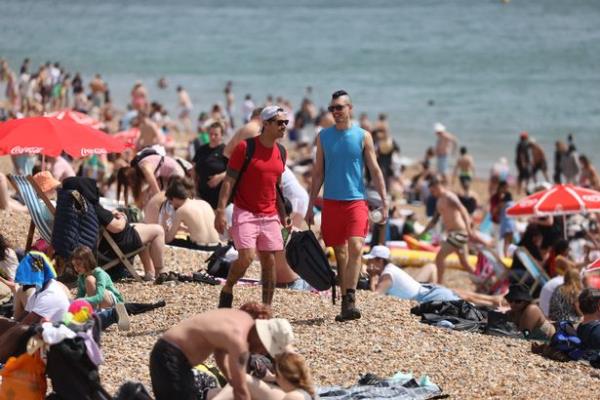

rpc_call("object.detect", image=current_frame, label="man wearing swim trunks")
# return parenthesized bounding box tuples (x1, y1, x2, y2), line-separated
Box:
(149, 308, 294, 400)
(215, 106, 289, 307)
(420, 176, 474, 284)
(306, 90, 388, 322)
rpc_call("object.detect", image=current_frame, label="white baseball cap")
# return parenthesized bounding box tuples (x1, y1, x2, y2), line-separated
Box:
(260, 105, 285, 121)
(255, 318, 294, 357)
(363, 245, 391, 260)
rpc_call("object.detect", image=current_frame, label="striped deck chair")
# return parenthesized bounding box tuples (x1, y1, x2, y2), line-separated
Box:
(478, 247, 524, 294)
(514, 247, 551, 294)
(7, 174, 55, 250)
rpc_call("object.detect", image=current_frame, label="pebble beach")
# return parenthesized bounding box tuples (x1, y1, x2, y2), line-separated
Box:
(1, 205, 599, 399)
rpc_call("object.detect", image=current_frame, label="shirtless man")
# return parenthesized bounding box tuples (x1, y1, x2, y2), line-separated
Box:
(162, 178, 220, 248)
(223, 107, 262, 158)
(529, 139, 549, 183)
(149, 309, 293, 400)
(420, 176, 474, 283)
(434, 123, 458, 182)
(452, 146, 475, 187)
(136, 110, 164, 150)
(177, 85, 193, 132)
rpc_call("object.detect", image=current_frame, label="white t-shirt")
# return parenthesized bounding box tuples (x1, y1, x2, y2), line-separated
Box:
(282, 167, 309, 217)
(381, 263, 421, 300)
(539, 276, 564, 317)
(0, 248, 19, 281)
(25, 280, 70, 323)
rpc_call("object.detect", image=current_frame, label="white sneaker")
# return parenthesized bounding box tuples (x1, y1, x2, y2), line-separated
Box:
(115, 302, 130, 331)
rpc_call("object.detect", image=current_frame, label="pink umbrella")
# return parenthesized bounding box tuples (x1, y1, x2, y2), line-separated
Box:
(45, 109, 105, 130)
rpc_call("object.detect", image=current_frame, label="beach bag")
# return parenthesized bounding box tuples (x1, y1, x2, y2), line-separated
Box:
(0, 350, 47, 400)
(115, 382, 152, 400)
(549, 320, 584, 361)
(205, 243, 233, 279)
(45, 337, 112, 400)
(286, 229, 336, 304)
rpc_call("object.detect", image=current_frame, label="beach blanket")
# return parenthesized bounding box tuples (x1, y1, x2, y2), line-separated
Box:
(318, 372, 446, 400)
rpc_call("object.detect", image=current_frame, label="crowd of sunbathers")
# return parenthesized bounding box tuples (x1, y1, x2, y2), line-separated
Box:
(1, 58, 600, 398)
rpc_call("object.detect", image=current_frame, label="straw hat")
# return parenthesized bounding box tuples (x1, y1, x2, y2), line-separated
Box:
(32, 171, 61, 193)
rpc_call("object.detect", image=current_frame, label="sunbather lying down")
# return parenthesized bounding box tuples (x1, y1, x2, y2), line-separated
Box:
(365, 246, 505, 308)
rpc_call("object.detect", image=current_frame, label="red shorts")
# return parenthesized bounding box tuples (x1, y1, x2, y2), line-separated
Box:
(321, 199, 369, 247)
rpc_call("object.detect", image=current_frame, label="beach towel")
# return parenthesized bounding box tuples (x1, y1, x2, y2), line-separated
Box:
(14, 251, 56, 288)
(318, 372, 446, 399)
(0, 350, 47, 400)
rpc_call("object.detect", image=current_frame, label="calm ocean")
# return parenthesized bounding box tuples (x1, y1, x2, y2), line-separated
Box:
(2, 0, 599, 172)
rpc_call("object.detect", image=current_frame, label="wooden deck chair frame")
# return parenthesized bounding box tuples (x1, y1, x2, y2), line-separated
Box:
(8, 174, 143, 282)
(514, 247, 550, 294)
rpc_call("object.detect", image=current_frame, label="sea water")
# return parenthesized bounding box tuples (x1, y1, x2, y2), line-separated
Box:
(1, 0, 599, 172)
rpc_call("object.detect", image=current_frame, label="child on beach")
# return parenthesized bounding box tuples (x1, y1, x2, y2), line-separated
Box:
(71, 245, 130, 330)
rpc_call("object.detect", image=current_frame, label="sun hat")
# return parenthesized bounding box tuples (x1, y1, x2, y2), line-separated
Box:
(434, 122, 446, 133)
(363, 245, 391, 260)
(260, 105, 285, 122)
(505, 284, 532, 303)
(255, 318, 294, 357)
(32, 171, 61, 193)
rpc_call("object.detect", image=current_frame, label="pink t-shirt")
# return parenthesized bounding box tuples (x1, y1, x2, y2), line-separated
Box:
(138, 154, 184, 179)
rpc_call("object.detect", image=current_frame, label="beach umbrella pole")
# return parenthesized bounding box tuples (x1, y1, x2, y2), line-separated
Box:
(563, 214, 567, 240)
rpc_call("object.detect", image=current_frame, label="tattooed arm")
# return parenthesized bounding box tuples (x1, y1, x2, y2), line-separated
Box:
(227, 342, 251, 400)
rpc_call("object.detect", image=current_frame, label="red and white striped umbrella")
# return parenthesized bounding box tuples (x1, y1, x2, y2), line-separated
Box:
(45, 109, 104, 130)
(507, 184, 600, 217)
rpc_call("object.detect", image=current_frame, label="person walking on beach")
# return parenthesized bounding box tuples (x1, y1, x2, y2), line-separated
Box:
(452, 146, 475, 188)
(214, 106, 289, 307)
(420, 176, 474, 283)
(149, 308, 294, 400)
(224, 107, 262, 158)
(529, 138, 549, 183)
(306, 90, 388, 322)
(433, 123, 458, 182)
(177, 85, 193, 133)
(515, 132, 532, 193)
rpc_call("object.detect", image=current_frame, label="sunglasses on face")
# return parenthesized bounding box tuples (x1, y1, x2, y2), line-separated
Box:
(269, 119, 289, 126)
(328, 104, 346, 112)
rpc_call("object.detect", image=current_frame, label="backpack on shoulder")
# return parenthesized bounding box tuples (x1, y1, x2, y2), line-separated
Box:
(285, 229, 336, 304)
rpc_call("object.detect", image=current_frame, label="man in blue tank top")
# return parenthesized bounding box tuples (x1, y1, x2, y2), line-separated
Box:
(306, 90, 388, 322)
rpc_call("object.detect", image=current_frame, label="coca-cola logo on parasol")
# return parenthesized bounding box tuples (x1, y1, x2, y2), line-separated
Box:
(10, 146, 44, 154)
(80, 148, 108, 156)
(518, 199, 538, 207)
(582, 194, 600, 203)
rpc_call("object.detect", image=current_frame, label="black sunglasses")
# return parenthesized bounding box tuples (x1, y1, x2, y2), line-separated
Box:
(270, 119, 289, 126)
(328, 104, 346, 112)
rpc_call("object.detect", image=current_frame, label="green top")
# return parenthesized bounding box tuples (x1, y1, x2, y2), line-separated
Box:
(76, 267, 124, 306)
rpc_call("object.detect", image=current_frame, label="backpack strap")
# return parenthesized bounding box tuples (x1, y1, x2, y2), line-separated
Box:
(229, 138, 256, 203)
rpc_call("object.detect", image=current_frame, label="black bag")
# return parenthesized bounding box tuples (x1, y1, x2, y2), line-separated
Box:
(285, 229, 336, 303)
(115, 381, 152, 400)
(46, 336, 112, 400)
(206, 243, 233, 279)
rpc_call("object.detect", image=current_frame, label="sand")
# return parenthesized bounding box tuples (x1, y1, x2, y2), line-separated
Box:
(1, 207, 599, 399)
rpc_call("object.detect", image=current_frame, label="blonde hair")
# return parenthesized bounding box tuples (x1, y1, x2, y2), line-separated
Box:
(275, 352, 315, 398)
(560, 267, 583, 305)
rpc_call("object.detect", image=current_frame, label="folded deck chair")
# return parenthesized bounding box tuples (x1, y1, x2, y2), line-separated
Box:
(478, 247, 524, 294)
(514, 247, 550, 294)
(7, 174, 55, 250)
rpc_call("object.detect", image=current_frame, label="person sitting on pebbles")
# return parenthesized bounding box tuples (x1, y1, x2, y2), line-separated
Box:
(504, 284, 556, 340)
(149, 307, 294, 400)
(71, 244, 165, 332)
(365, 245, 506, 308)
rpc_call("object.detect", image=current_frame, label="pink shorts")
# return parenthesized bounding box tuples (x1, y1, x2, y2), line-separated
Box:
(321, 199, 369, 247)
(230, 206, 283, 252)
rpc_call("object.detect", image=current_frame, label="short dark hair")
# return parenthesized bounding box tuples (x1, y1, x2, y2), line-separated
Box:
(165, 177, 194, 200)
(428, 175, 442, 187)
(331, 90, 349, 100)
(460, 146, 467, 155)
(579, 288, 600, 314)
(70, 245, 97, 272)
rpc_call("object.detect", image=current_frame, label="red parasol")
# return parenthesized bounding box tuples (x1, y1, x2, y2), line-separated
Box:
(0, 117, 126, 158)
(45, 109, 104, 130)
(507, 184, 600, 217)
(113, 127, 140, 147)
